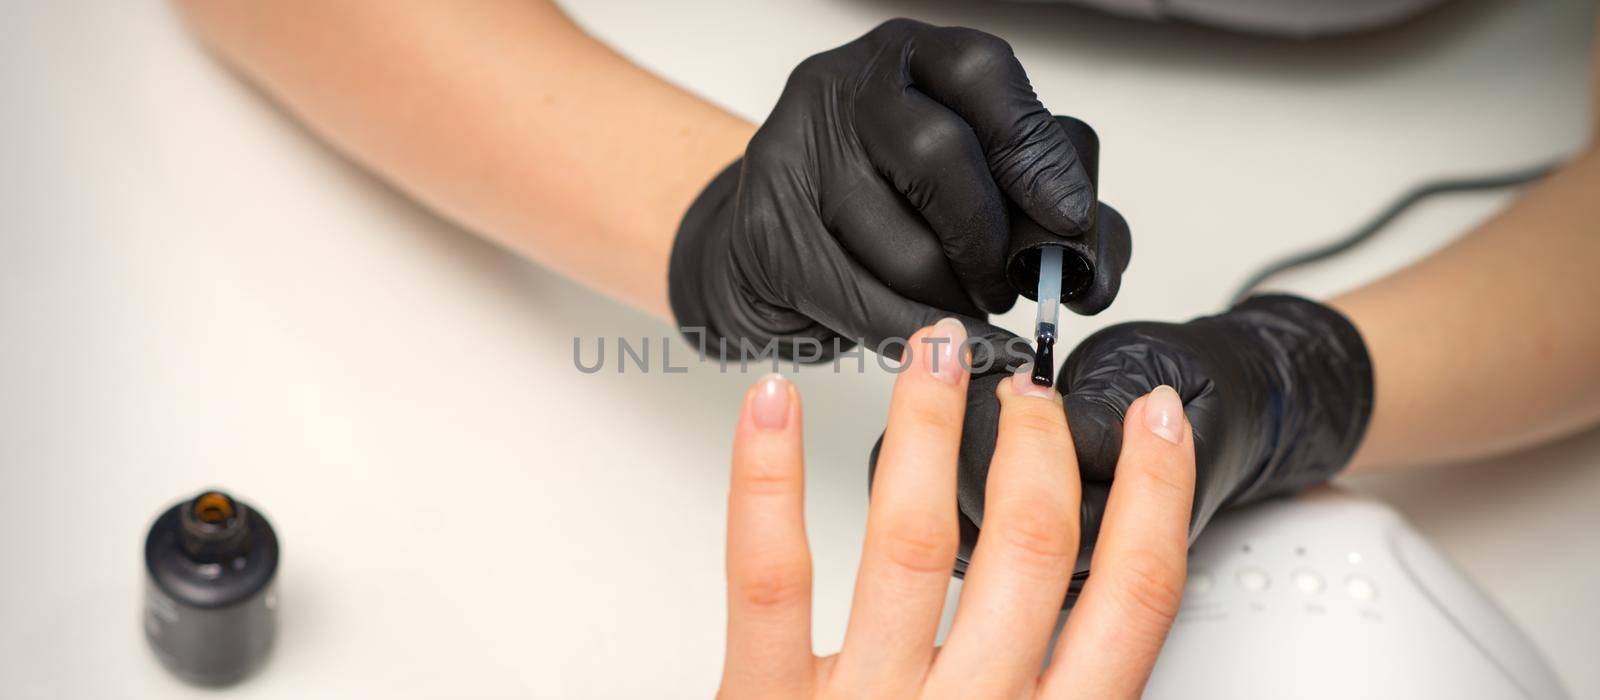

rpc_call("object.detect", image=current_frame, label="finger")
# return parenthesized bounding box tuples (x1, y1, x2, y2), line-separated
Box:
(893, 370, 1084, 577)
(854, 83, 1015, 313)
(907, 24, 1095, 235)
(721, 374, 814, 698)
(944, 376, 1111, 569)
(926, 367, 1079, 698)
(823, 164, 983, 316)
(1042, 386, 1195, 700)
(869, 379, 999, 578)
(832, 319, 969, 693)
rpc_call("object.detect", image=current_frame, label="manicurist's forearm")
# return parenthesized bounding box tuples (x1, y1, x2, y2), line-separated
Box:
(1332, 146, 1600, 472)
(174, 0, 754, 319)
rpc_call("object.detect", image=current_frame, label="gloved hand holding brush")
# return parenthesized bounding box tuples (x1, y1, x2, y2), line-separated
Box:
(669, 19, 1107, 364)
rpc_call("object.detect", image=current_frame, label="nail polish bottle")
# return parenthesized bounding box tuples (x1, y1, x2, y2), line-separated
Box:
(143, 489, 279, 685)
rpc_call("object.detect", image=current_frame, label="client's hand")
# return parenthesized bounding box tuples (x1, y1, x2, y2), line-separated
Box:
(718, 318, 1196, 699)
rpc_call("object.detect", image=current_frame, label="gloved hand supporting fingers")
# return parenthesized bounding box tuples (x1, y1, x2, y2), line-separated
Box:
(1060, 393, 1127, 483)
(903, 22, 1095, 236)
(853, 83, 1014, 313)
(1057, 325, 1174, 482)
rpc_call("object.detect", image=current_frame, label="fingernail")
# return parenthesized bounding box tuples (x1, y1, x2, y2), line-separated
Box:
(751, 373, 791, 431)
(1010, 364, 1055, 398)
(924, 318, 968, 384)
(1143, 385, 1184, 444)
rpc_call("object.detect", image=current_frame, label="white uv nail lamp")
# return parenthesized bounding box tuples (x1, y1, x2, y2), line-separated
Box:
(1143, 490, 1567, 699)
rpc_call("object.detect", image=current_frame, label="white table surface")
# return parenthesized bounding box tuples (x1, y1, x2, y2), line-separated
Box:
(1, 1, 1595, 697)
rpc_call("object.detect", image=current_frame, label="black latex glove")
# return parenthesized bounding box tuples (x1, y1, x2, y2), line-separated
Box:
(670, 18, 1098, 365)
(875, 294, 1374, 585)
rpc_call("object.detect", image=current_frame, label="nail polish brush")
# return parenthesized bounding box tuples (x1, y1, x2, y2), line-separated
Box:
(1031, 247, 1062, 387)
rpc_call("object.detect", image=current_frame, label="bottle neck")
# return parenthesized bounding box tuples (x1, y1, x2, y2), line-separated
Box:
(179, 491, 252, 562)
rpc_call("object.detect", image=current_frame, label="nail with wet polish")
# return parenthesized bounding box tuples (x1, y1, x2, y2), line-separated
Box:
(1144, 385, 1185, 444)
(1010, 364, 1055, 398)
(752, 373, 791, 431)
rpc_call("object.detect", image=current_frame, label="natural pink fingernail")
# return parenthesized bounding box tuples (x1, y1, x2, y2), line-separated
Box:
(923, 318, 968, 384)
(1144, 385, 1184, 444)
(751, 373, 791, 431)
(1010, 364, 1055, 398)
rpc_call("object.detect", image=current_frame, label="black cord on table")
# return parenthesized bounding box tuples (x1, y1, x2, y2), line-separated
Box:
(1229, 160, 1564, 307)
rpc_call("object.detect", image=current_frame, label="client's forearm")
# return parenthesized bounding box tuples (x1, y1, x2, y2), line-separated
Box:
(1333, 148, 1600, 472)
(174, 0, 754, 319)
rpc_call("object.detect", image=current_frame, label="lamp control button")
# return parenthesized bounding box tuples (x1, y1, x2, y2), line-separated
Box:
(1236, 568, 1270, 592)
(1186, 571, 1214, 595)
(1346, 575, 1379, 601)
(1292, 570, 1324, 594)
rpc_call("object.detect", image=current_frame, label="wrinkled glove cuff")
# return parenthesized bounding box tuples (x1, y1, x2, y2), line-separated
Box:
(1223, 293, 1374, 505)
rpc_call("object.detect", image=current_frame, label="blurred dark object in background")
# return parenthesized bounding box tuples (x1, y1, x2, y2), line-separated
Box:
(1012, 0, 1451, 37)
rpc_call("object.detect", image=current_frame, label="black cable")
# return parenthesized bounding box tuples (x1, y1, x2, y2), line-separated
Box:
(1230, 160, 1564, 306)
